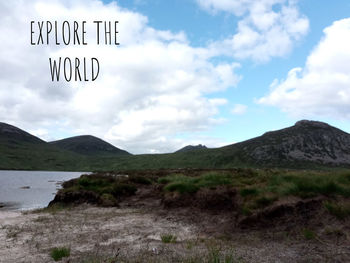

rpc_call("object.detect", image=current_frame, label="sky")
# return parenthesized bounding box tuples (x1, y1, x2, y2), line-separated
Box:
(1, 0, 350, 154)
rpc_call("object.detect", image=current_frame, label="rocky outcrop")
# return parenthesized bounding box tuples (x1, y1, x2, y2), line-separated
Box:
(235, 120, 350, 166)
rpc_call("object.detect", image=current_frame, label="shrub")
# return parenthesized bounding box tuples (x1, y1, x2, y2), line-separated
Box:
(50, 247, 70, 261)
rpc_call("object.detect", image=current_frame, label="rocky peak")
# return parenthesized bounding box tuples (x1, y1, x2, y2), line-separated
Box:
(241, 120, 350, 166)
(294, 120, 331, 129)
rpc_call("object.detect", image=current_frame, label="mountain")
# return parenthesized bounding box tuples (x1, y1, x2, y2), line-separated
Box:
(50, 135, 130, 156)
(0, 122, 86, 170)
(0, 123, 128, 170)
(175, 144, 207, 153)
(218, 120, 350, 167)
(0, 120, 349, 171)
(0, 122, 45, 145)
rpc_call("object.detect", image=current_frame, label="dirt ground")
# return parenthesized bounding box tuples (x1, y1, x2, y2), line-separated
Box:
(1, 203, 349, 263)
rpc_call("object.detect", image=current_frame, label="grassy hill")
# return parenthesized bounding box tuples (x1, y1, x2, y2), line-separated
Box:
(50, 135, 130, 156)
(1, 120, 350, 171)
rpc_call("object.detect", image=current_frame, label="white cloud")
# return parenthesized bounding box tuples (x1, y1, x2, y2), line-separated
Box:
(231, 104, 247, 115)
(258, 18, 350, 119)
(198, 0, 309, 62)
(0, 0, 241, 153)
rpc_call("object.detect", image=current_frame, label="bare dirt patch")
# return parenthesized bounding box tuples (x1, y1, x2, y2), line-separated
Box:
(0, 203, 349, 262)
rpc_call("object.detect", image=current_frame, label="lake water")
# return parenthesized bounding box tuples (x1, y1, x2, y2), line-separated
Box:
(0, 170, 86, 211)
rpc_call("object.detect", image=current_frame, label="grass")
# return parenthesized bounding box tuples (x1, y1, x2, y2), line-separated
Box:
(57, 174, 138, 205)
(324, 201, 350, 220)
(50, 247, 70, 261)
(160, 172, 233, 194)
(129, 175, 152, 185)
(302, 229, 316, 240)
(51, 169, 350, 217)
(159, 170, 350, 198)
(161, 234, 177, 243)
(156, 169, 350, 214)
(268, 171, 350, 198)
(254, 196, 277, 208)
(239, 187, 259, 197)
(33, 203, 70, 214)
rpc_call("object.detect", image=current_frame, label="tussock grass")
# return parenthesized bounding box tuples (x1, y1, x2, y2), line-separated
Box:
(160, 172, 232, 194)
(50, 247, 70, 261)
(268, 171, 350, 198)
(161, 234, 177, 243)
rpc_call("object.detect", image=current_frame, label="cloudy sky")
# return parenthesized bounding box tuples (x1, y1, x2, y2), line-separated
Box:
(1, 0, 350, 154)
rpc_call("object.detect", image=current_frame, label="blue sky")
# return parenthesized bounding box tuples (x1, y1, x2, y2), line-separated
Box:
(1, 0, 350, 153)
(115, 0, 350, 145)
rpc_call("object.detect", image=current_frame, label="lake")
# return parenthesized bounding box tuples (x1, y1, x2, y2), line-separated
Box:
(0, 170, 86, 211)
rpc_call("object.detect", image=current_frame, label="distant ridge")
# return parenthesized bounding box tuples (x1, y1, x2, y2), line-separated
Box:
(175, 144, 207, 153)
(50, 135, 130, 156)
(0, 120, 349, 170)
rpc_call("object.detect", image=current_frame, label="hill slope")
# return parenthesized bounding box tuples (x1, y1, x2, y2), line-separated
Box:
(0, 123, 87, 170)
(107, 120, 350, 170)
(50, 135, 130, 156)
(175, 144, 207, 153)
(0, 122, 45, 145)
(218, 120, 350, 167)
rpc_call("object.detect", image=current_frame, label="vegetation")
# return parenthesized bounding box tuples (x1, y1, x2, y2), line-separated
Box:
(160, 234, 177, 243)
(159, 172, 232, 194)
(50, 247, 70, 261)
(302, 229, 316, 240)
(51, 168, 350, 218)
(324, 201, 350, 220)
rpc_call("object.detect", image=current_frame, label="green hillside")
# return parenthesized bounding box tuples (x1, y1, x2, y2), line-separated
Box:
(1, 120, 350, 171)
(50, 135, 130, 156)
